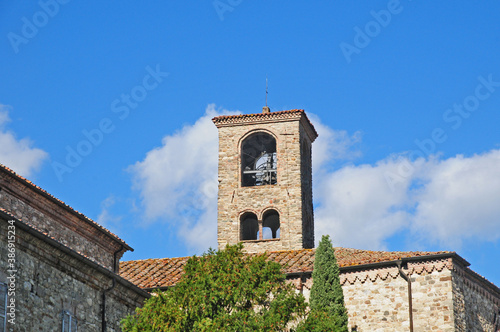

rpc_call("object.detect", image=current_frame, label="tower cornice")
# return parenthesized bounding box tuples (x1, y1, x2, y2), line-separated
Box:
(212, 109, 318, 142)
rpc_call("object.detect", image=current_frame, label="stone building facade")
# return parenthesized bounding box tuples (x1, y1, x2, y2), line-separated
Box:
(288, 252, 500, 331)
(121, 108, 500, 331)
(0, 165, 149, 331)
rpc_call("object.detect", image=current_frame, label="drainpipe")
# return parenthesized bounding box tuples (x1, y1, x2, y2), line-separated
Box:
(396, 260, 413, 332)
(102, 245, 123, 332)
(493, 309, 500, 331)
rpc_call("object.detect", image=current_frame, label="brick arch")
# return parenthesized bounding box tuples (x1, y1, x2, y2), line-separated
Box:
(258, 206, 282, 220)
(238, 128, 279, 148)
(261, 208, 280, 240)
(238, 209, 259, 219)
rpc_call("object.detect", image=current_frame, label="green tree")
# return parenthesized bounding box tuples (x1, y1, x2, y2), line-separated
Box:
(121, 243, 307, 331)
(298, 235, 349, 332)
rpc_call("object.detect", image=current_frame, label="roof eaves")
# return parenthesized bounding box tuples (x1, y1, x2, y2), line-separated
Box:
(0, 210, 149, 299)
(338, 252, 464, 273)
(211, 109, 303, 123)
(0, 163, 132, 251)
(461, 265, 500, 298)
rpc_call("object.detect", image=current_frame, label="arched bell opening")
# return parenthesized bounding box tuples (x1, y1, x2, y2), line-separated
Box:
(262, 209, 280, 240)
(241, 132, 277, 187)
(240, 212, 259, 241)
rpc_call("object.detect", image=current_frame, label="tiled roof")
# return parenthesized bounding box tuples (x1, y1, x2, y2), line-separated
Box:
(212, 109, 305, 122)
(0, 163, 131, 250)
(119, 247, 452, 290)
(212, 109, 318, 139)
(120, 256, 189, 289)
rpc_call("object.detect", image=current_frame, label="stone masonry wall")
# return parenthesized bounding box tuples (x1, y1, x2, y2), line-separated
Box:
(0, 171, 122, 270)
(289, 261, 458, 332)
(343, 268, 454, 331)
(452, 265, 500, 332)
(215, 113, 315, 253)
(0, 218, 146, 332)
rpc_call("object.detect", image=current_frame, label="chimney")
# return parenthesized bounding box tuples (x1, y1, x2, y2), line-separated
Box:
(262, 106, 270, 113)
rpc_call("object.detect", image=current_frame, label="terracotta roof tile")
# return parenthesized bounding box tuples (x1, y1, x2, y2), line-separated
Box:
(0, 163, 131, 250)
(212, 109, 318, 139)
(119, 247, 451, 290)
(120, 256, 190, 289)
(212, 109, 304, 122)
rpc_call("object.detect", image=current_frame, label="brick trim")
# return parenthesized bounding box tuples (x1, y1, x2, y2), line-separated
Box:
(213, 109, 318, 141)
(453, 262, 500, 306)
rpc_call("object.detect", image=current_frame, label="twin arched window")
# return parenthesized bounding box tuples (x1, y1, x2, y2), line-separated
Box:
(241, 132, 277, 187)
(240, 210, 280, 241)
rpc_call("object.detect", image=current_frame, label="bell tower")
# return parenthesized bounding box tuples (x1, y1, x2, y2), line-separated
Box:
(212, 108, 318, 253)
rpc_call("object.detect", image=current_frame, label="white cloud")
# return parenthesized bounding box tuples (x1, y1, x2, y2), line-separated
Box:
(129, 104, 238, 252)
(96, 195, 123, 230)
(411, 150, 500, 246)
(309, 113, 361, 173)
(0, 105, 48, 177)
(315, 148, 500, 250)
(314, 158, 416, 250)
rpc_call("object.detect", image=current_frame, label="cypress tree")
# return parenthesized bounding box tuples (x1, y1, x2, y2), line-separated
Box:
(302, 235, 349, 331)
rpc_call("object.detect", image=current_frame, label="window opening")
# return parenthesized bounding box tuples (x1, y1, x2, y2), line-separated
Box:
(242, 133, 277, 186)
(62, 310, 77, 332)
(240, 213, 259, 241)
(262, 210, 280, 239)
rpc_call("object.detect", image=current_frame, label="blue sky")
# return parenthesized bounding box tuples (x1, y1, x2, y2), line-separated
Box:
(1, 1, 499, 286)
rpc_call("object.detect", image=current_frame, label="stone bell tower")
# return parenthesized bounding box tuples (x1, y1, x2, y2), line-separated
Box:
(212, 107, 317, 253)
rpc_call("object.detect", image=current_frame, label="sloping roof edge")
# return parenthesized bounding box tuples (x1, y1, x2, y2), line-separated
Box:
(0, 209, 149, 299)
(0, 163, 132, 251)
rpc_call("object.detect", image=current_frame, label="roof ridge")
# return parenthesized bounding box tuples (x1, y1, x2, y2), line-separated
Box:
(336, 246, 453, 254)
(120, 256, 190, 263)
(120, 247, 452, 264)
